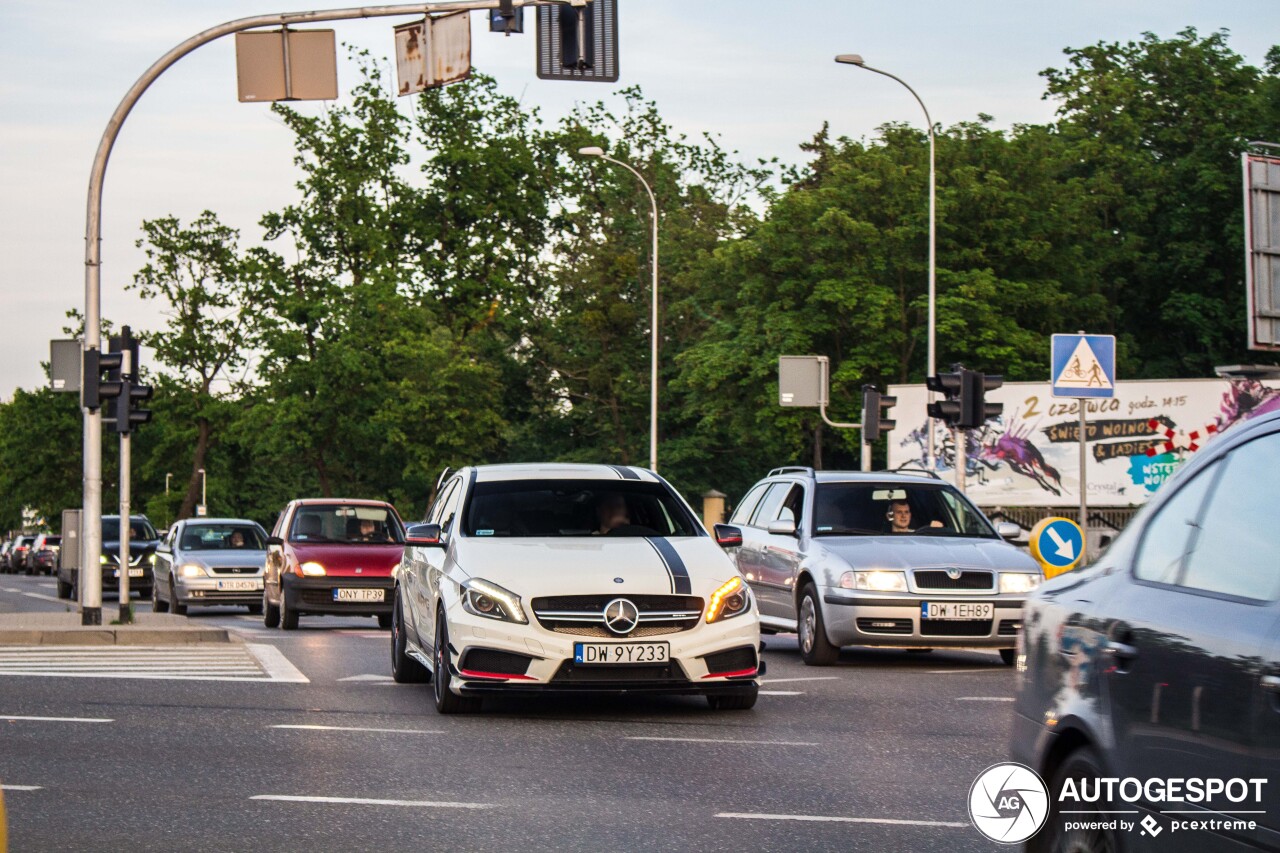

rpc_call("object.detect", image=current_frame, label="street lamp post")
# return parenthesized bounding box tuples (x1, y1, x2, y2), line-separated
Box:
(198, 468, 207, 515)
(835, 54, 937, 470)
(576, 145, 660, 472)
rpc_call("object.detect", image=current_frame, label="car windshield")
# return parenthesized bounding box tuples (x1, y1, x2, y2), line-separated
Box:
(289, 505, 404, 545)
(463, 480, 700, 538)
(101, 518, 158, 541)
(811, 483, 996, 538)
(180, 524, 266, 551)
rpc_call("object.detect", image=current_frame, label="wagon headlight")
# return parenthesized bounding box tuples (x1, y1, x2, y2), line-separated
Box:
(843, 570, 908, 592)
(1000, 572, 1042, 594)
(705, 576, 750, 623)
(461, 578, 527, 624)
(179, 563, 206, 579)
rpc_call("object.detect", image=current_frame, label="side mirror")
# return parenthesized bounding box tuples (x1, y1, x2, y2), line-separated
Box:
(713, 524, 743, 548)
(767, 519, 797, 536)
(997, 522, 1022, 542)
(405, 522, 444, 547)
(266, 536, 284, 548)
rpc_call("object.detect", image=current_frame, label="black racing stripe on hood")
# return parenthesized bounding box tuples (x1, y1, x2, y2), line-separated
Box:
(646, 537, 692, 595)
(608, 465, 641, 480)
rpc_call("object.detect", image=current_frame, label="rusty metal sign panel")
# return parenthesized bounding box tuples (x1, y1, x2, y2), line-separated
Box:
(394, 12, 472, 96)
(235, 29, 338, 102)
(1245, 152, 1280, 351)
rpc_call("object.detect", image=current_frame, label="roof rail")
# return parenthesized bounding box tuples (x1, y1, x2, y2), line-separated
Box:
(767, 466, 815, 478)
(884, 467, 942, 480)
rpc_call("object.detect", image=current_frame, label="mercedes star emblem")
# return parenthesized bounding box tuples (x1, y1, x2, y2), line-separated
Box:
(603, 597, 640, 635)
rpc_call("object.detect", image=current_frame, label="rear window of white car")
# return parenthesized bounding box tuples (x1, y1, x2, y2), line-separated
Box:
(464, 480, 700, 538)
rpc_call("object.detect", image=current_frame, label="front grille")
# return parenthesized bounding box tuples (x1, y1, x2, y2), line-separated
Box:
(857, 617, 913, 635)
(460, 648, 532, 676)
(702, 646, 757, 675)
(210, 566, 260, 575)
(920, 619, 992, 637)
(532, 594, 704, 638)
(998, 619, 1022, 637)
(914, 570, 994, 591)
(187, 589, 261, 601)
(550, 660, 684, 683)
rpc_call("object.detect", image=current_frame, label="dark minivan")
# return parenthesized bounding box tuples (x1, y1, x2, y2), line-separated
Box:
(1012, 409, 1280, 852)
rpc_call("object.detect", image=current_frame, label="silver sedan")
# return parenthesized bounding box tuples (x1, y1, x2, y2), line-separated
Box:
(152, 518, 268, 615)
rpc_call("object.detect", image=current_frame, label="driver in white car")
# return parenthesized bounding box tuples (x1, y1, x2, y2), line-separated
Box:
(595, 493, 631, 535)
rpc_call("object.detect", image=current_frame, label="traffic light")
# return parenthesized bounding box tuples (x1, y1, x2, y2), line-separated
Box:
(536, 0, 619, 83)
(104, 326, 153, 434)
(82, 348, 124, 411)
(926, 369, 964, 426)
(861, 385, 897, 443)
(967, 372, 1004, 428)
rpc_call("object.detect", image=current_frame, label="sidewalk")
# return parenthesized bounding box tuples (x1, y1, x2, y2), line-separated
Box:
(0, 611, 233, 645)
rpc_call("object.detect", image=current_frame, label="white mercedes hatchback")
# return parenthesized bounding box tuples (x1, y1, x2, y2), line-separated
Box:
(390, 464, 762, 713)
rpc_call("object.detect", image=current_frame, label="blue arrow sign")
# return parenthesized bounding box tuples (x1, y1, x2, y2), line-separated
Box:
(1051, 334, 1116, 398)
(1034, 519, 1084, 569)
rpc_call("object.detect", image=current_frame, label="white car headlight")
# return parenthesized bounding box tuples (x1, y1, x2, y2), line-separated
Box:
(999, 572, 1042, 594)
(179, 563, 206, 579)
(460, 578, 527, 624)
(843, 570, 908, 592)
(705, 576, 751, 623)
(299, 561, 326, 577)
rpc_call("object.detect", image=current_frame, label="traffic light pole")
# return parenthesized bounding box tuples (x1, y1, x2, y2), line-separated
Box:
(118, 349, 133, 624)
(79, 0, 549, 624)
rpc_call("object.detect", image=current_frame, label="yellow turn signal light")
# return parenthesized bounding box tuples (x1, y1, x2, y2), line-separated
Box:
(705, 576, 747, 623)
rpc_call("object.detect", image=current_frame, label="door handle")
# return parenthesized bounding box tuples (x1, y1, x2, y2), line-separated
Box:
(1261, 675, 1280, 694)
(1104, 641, 1138, 660)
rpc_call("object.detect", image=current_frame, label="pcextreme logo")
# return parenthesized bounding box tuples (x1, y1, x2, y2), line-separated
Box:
(968, 762, 1050, 844)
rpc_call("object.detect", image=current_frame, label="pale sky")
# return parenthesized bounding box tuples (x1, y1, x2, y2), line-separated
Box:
(2, 0, 1276, 395)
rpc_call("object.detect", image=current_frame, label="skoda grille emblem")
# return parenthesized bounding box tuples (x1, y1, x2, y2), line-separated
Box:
(947, 568, 962, 580)
(613, 577, 624, 584)
(603, 598, 640, 635)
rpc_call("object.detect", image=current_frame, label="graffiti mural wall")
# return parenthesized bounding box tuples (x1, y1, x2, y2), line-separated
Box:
(886, 378, 1280, 507)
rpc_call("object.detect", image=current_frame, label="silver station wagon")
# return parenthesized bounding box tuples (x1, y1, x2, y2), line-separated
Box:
(727, 467, 1041, 665)
(151, 518, 269, 615)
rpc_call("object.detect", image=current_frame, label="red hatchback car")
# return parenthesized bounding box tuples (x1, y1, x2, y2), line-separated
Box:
(263, 499, 406, 630)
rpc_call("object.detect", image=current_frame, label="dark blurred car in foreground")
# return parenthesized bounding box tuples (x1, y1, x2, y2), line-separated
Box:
(1012, 409, 1280, 852)
(55, 515, 160, 600)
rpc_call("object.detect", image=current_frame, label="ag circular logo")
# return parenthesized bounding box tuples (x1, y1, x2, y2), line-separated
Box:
(968, 762, 1049, 844)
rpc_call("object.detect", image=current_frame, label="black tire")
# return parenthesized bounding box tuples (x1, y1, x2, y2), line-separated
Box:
(999, 648, 1017, 666)
(262, 589, 280, 629)
(391, 589, 429, 684)
(170, 580, 188, 616)
(797, 583, 839, 666)
(248, 603, 263, 616)
(151, 579, 169, 613)
(280, 591, 299, 630)
(56, 576, 73, 600)
(1032, 746, 1119, 853)
(707, 688, 758, 711)
(433, 613, 480, 714)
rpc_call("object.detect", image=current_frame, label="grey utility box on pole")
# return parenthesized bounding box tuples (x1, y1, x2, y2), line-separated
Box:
(778, 356, 824, 407)
(50, 340, 82, 393)
(60, 509, 82, 571)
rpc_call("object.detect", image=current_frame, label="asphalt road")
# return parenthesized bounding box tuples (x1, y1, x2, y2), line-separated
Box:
(0, 573, 1013, 852)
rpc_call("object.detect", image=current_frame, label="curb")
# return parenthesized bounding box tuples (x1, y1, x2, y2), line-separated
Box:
(0, 627, 233, 646)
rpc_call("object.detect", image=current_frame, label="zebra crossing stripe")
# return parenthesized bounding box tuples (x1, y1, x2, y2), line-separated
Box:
(0, 644, 308, 683)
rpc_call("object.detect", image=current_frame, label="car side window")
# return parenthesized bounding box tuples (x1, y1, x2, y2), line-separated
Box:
(438, 480, 464, 533)
(749, 483, 790, 528)
(1179, 432, 1280, 601)
(428, 481, 458, 525)
(1132, 460, 1220, 585)
(730, 484, 768, 525)
(774, 485, 805, 525)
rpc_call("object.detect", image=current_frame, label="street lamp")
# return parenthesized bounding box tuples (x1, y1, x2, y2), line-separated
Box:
(835, 53, 937, 469)
(197, 468, 207, 516)
(577, 145, 660, 472)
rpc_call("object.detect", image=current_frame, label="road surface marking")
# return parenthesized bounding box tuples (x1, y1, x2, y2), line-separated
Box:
(338, 674, 395, 682)
(626, 736, 817, 746)
(0, 785, 43, 791)
(926, 668, 999, 674)
(251, 795, 490, 809)
(1, 715, 113, 723)
(759, 676, 839, 684)
(0, 644, 308, 683)
(956, 696, 1014, 702)
(758, 690, 803, 696)
(716, 812, 968, 828)
(272, 725, 442, 734)
(21, 591, 68, 604)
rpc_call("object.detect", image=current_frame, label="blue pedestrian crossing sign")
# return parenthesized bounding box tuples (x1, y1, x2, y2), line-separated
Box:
(1029, 517, 1084, 576)
(1051, 333, 1116, 398)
